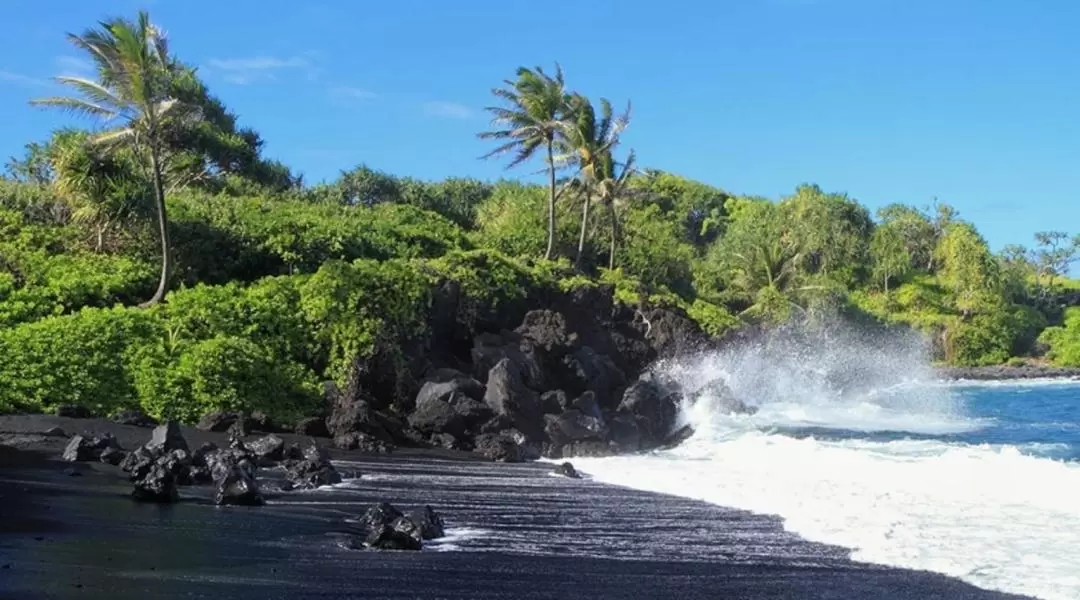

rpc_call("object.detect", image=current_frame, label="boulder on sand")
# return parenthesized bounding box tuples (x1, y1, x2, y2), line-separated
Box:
(99, 446, 126, 466)
(364, 520, 422, 551)
(247, 434, 285, 462)
(282, 444, 342, 490)
(213, 452, 263, 506)
(294, 417, 330, 438)
(148, 422, 189, 454)
(62, 433, 121, 462)
(352, 502, 446, 550)
(552, 461, 581, 479)
(333, 432, 393, 454)
(196, 411, 241, 433)
(131, 463, 178, 503)
(472, 431, 525, 463)
(409, 505, 446, 540)
(358, 502, 403, 530)
(111, 409, 157, 428)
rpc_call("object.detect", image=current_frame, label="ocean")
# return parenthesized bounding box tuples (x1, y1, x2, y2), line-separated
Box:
(571, 335, 1080, 600)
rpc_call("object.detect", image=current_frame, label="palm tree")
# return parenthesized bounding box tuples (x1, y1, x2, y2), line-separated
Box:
(595, 149, 638, 270)
(479, 64, 569, 261)
(556, 94, 631, 267)
(31, 11, 195, 306)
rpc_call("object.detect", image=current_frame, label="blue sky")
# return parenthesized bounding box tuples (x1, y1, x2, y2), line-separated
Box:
(1, 0, 1078, 253)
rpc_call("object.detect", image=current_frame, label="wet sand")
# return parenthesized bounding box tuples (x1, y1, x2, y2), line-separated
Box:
(0, 415, 1032, 600)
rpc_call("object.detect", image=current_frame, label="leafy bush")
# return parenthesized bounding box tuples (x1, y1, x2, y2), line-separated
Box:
(134, 335, 320, 423)
(300, 259, 433, 381)
(170, 192, 469, 281)
(618, 204, 696, 294)
(687, 299, 740, 338)
(1038, 307, 1080, 366)
(0, 306, 160, 414)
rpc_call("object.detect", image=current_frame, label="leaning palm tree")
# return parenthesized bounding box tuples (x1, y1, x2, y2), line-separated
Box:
(31, 11, 194, 306)
(557, 94, 631, 267)
(594, 149, 638, 270)
(478, 64, 569, 261)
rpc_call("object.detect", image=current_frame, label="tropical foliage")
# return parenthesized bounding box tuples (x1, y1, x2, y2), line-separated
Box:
(2, 9, 1078, 419)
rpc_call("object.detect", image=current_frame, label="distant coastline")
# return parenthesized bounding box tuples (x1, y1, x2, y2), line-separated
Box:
(936, 364, 1080, 381)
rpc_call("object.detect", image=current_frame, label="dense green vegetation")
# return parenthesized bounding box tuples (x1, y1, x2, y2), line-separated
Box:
(3, 9, 1079, 420)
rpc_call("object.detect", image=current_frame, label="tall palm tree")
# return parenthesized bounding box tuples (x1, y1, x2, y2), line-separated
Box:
(595, 149, 638, 270)
(557, 94, 630, 267)
(478, 64, 569, 261)
(31, 11, 194, 306)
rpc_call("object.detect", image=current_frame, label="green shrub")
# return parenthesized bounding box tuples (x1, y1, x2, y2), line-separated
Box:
(0, 306, 161, 414)
(1038, 307, 1080, 366)
(300, 259, 433, 381)
(134, 335, 320, 424)
(170, 192, 469, 280)
(618, 204, 696, 294)
(688, 299, 741, 338)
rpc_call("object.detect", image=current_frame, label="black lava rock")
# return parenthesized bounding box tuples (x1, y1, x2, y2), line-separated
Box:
(553, 461, 581, 479)
(111, 409, 158, 428)
(408, 505, 446, 540)
(131, 463, 178, 503)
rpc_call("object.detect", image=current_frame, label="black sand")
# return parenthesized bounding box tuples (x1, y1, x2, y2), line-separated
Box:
(0, 415, 1032, 600)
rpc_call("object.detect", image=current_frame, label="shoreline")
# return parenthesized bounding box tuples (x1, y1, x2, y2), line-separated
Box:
(1, 414, 1033, 599)
(935, 364, 1080, 381)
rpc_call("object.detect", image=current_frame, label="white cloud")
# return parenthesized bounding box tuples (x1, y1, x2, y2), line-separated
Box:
(205, 55, 310, 85)
(55, 56, 93, 75)
(207, 56, 308, 70)
(329, 86, 377, 102)
(0, 70, 46, 87)
(423, 100, 473, 120)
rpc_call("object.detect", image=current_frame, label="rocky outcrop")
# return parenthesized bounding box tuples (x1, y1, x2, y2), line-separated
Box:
(616, 373, 682, 448)
(471, 332, 546, 391)
(333, 432, 393, 453)
(690, 378, 756, 416)
(543, 410, 607, 449)
(483, 359, 544, 442)
(326, 386, 395, 448)
(308, 281, 721, 463)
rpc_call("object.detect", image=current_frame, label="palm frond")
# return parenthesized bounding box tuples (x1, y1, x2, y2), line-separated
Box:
(30, 96, 119, 121)
(53, 76, 126, 110)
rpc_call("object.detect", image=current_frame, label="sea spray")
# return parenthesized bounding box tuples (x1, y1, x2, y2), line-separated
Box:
(657, 318, 970, 435)
(571, 319, 1080, 600)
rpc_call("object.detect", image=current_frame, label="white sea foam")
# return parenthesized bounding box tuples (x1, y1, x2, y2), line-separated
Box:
(426, 527, 494, 552)
(576, 324, 1080, 600)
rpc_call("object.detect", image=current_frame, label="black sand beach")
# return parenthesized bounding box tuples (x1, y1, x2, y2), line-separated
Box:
(0, 416, 1032, 600)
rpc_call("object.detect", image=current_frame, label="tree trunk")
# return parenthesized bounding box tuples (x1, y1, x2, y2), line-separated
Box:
(576, 190, 591, 268)
(544, 141, 557, 261)
(141, 145, 171, 307)
(608, 201, 618, 270)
